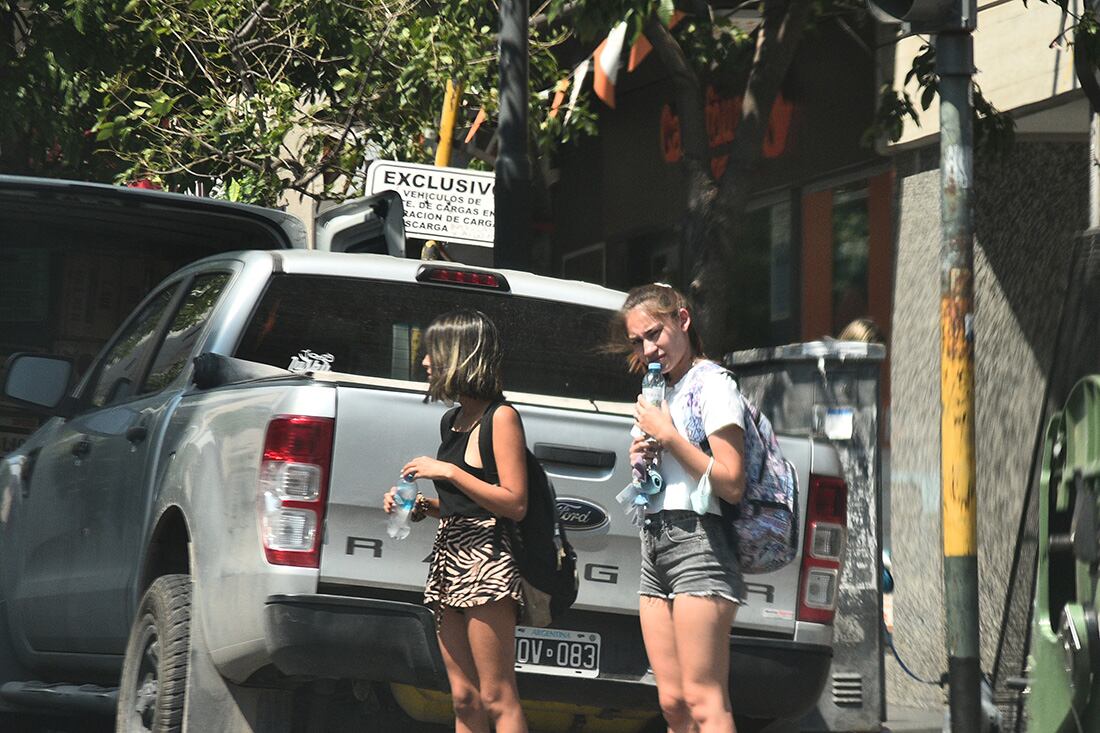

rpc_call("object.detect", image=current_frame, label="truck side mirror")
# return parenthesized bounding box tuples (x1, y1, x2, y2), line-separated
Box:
(2, 353, 76, 416)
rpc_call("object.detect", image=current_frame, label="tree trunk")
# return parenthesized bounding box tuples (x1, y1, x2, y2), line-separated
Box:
(643, 14, 715, 290)
(647, 0, 813, 356)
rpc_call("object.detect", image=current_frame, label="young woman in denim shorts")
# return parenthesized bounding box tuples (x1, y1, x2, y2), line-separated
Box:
(613, 284, 747, 733)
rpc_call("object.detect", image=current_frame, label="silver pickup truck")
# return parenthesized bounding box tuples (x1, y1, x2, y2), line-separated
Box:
(0, 247, 847, 733)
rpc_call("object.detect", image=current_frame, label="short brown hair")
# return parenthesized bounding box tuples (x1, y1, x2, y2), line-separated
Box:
(424, 309, 504, 402)
(608, 283, 705, 373)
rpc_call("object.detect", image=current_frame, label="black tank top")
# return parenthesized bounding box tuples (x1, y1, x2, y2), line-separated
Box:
(434, 408, 493, 518)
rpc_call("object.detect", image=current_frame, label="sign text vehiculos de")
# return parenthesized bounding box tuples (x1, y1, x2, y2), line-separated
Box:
(365, 160, 495, 247)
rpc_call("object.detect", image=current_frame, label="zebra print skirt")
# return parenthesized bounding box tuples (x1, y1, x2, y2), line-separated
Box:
(424, 515, 523, 613)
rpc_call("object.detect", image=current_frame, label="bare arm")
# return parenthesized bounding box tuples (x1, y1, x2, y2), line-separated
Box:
(634, 397, 746, 503)
(401, 405, 529, 521)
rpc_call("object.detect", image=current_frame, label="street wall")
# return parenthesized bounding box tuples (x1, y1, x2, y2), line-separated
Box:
(888, 140, 1086, 710)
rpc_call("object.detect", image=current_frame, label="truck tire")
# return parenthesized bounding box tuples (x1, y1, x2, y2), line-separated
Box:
(115, 575, 192, 733)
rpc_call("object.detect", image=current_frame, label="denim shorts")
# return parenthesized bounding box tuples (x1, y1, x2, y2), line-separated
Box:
(639, 510, 747, 604)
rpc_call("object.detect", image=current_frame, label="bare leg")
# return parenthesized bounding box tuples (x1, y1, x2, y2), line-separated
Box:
(672, 595, 739, 733)
(436, 606, 490, 733)
(640, 595, 696, 733)
(464, 599, 528, 733)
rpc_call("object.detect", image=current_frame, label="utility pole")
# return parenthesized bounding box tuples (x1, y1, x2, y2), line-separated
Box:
(936, 28, 981, 733)
(865, 0, 979, 728)
(435, 80, 462, 168)
(1072, 0, 1100, 228)
(494, 0, 530, 270)
(422, 80, 462, 261)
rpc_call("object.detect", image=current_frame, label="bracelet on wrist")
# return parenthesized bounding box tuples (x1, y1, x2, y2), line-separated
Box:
(410, 493, 430, 522)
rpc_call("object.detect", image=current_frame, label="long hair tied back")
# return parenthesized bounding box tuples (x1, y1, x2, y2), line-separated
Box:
(611, 283, 705, 372)
(424, 309, 504, 402)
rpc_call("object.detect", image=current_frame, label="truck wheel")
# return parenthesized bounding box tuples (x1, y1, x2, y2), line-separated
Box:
(116, 575, 192, 733)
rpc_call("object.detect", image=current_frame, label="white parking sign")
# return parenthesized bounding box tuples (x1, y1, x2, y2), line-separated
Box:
(365, 160, 495, 247)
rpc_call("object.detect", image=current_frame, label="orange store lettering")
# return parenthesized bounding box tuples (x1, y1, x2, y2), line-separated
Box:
(660, 86, 796, 177)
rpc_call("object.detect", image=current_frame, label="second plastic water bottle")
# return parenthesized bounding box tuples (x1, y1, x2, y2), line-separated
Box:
(641, 362, 666, 406)
(387, 473, 418, 540)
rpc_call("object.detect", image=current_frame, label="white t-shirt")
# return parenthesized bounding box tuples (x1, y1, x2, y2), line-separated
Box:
(644, 361, 744, 515)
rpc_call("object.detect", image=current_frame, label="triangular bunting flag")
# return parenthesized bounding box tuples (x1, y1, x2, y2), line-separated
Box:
(627, 10, 686, 71)
(549, 78, 571, 118)
(593, 21, 628, 109)
(464, 108, 487, 144)
(564, 59, 590, 125)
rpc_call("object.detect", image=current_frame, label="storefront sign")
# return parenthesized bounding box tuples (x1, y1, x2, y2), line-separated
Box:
(660, 87, 796, 178)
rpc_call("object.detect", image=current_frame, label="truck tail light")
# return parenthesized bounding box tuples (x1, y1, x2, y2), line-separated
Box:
(797, 474, 848, 624)
(416, 264, 510, 291)
(258, 416, 334, 568)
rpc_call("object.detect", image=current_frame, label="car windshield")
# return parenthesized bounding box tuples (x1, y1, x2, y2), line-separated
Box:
(235, 274, 636, 403)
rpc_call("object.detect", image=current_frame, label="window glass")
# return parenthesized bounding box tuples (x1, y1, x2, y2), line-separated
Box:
(729, 200, 791, 349)
(832, 186, 870, 334)
(142, 273, 232, 394)
(561, 244, 606, 286)
(769, 202, 793, 323)
(626, 230, 680, 287)
(235, 276, 636, 403)
(89, 287, 177, 408)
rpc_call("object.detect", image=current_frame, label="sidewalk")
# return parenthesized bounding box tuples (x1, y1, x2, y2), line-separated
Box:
(882, 704, 943, 733)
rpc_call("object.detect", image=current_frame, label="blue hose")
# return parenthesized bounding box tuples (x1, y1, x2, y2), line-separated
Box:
(882, 618, 943, 686)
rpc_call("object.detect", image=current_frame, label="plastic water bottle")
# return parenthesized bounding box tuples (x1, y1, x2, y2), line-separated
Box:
(641, 362, 666, 406)
(387, 473, 418, 540)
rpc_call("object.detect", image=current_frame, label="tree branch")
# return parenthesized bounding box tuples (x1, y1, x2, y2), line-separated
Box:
(196, 137, 266, 174)
(291, 0, 411, 190)
(530, 1, 581, 33)
(643, 15, 708, 165)
(234, 0, 274, 42)
(719, 0, 811, 203)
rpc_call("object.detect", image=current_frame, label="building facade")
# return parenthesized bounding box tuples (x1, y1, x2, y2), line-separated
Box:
(544, 1, 1094, 721)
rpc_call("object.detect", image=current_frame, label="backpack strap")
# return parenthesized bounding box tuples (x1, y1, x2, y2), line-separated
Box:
(475, 401, 517, 559)
(476, 401, 509, 484)
(683, 360, 733, 451)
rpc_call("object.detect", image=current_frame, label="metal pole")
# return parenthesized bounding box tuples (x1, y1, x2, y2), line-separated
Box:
(1090, 111, 1099, 229)
(422, 80, 463, 261)
(435, 80, 462, 167)
(936, 30, 982, 733)
(495, 0, 530, 270)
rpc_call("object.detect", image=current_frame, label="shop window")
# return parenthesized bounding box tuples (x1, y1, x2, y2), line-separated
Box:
(625, 230, 682, 288)
(831, 185, 870, 335)
(562, 243, 607, 285)
(729, 198, 793, 349)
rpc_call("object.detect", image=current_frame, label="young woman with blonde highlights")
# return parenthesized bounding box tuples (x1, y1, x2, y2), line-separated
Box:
(611, 284, 747, 733)
(383, 309, 528, 733)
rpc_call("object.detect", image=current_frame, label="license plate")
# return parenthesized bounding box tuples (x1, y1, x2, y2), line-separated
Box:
(514, 626, 600, 678)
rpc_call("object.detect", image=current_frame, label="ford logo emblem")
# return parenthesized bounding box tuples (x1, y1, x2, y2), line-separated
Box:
(556, 498, 609, 531)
